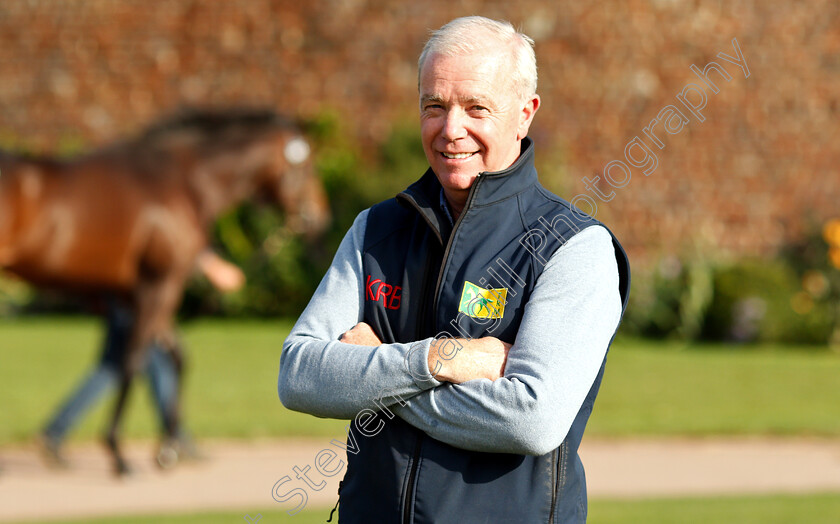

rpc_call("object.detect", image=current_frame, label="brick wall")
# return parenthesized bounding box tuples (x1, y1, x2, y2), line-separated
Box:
(0, 0, 837, 264)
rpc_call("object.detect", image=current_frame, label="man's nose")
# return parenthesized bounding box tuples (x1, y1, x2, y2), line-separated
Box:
(441, 109, 468, 141)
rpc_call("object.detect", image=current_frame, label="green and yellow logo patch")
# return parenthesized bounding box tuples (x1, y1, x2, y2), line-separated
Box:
(458, 281, 507, 319)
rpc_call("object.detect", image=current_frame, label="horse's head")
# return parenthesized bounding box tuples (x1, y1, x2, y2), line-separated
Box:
(254, 126, 331, 238)
(138, 110, 331, 238)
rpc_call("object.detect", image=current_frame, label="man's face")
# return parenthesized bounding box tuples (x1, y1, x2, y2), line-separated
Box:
(419, 47, 539, 202)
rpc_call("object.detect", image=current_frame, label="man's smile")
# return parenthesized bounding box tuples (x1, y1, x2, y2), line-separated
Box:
(441, 151, 478, 159)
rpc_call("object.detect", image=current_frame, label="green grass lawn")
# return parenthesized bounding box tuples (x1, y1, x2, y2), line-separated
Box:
(588, 493, 840, 524)
(11, 493, 840, 524)
(1, 317, 839, 445)
(0, 316, 345, 445)
(590, 337, 840, 437)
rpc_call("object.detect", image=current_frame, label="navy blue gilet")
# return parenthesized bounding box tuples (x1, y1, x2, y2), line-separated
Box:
(338, 138, 630, 524)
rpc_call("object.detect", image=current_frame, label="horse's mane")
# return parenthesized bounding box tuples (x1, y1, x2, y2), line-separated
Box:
(0, 108, 304, 174)
(135, 108, 300, 152)
(0, 148, 64, 168)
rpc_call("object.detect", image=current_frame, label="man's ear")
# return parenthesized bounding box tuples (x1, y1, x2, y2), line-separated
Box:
(517, 95, 541, 140)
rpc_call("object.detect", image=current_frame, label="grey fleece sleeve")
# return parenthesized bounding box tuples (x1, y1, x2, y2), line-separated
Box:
(277, 209, 441, 420)
(391, 225, 622, 456)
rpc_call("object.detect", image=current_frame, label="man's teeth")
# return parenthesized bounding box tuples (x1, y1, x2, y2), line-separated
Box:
(442, 152, 474, 159)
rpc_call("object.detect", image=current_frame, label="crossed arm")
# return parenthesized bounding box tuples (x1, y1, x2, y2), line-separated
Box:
(278, 210, 621, 455)
(339, 321, 510, 383)
(278, 211, 501, 417)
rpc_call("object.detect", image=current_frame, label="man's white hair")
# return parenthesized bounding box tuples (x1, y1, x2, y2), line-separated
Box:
(418, 16, 538, 101)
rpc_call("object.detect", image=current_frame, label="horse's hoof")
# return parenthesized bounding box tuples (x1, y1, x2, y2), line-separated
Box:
(101, 436, 132, 477)
(156, 440, 180, 470)
(114, 460, 133, 477)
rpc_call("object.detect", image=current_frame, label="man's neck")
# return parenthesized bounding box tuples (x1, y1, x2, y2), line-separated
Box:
(443, 190, 467, 221)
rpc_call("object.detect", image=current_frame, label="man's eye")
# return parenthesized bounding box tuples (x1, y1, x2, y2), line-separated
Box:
(471, 106, 489, 112)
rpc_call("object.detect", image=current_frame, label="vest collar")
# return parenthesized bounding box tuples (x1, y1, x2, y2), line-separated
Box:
(468, 136, 538, 207)
(396, 137, 537, 241)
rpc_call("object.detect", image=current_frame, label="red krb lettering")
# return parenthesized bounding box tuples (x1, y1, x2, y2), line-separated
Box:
(365, 275, 402, 310)
(376, 283, 393, 305)
(388, 286, 402, 310)
(366, 275, 381, 301)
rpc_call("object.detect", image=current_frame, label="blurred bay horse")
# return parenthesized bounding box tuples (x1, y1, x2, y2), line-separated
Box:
(0, 109, 330, 474)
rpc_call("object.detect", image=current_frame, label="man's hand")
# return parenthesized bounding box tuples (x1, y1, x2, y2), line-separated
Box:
(339, 322, 383, 346)
(195, 250, 246, 292)
(429, 336, 510, 383)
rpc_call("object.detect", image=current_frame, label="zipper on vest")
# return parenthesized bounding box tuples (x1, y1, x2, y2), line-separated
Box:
(431, 174, 485, 321)
(548, 447, 559, 522)
(399, 175, 482, 524)
(402, 435, 423, 524)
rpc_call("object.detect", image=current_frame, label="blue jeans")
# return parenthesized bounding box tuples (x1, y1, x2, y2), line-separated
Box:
(43, 303, 178, 443)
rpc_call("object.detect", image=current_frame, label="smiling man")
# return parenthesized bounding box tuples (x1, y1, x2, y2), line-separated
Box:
(419, 42, 539, 218)
(278, 16, 630, 523)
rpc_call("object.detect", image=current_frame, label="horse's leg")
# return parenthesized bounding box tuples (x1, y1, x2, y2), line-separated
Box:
(154, 337, 187, 469)
(103, 298, 154, 476)
(105, 274, 185, 475)
(103, 333, 144, 475)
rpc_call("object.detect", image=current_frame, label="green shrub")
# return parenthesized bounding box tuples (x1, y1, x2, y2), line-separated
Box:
(622, 250, 838, 346)
(702, 259, 833, 345)
(779, 217, 840, 347)
(620, 256, 713, 341)
(0, 273, 35, 315)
